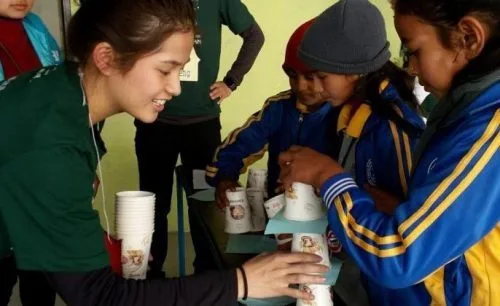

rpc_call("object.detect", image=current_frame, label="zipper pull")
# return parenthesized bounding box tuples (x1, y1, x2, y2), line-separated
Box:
(298, 114, 304, 123)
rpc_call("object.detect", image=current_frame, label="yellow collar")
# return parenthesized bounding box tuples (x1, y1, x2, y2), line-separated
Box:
(295, 101, 311, 114)
(337, 103, 372, 138)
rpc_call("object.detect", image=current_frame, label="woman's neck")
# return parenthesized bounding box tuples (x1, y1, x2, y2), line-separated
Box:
(81, 66, 121, 124)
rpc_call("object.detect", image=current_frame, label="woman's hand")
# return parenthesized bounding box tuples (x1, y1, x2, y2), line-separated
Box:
(239, 252, 329, 300)
(279, 146, 344, 189)
(215, 179, 240, 210)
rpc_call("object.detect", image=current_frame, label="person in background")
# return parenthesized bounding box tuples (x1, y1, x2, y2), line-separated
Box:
(0, 0, 61, 81)
(0, 0, 61, 305)
(0, 0, 328, 305)
(293, 1, 425, 304)
(280, 0, 500, 304)
(206, 19, 340, 208)
(134, 0, 265, 278)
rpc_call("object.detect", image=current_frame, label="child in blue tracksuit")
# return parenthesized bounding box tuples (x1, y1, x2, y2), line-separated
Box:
(291, 1, 425, 305)
(0, 1, 61, 305)
(206, 20, 340, 207)
(280, 0, 500, 305)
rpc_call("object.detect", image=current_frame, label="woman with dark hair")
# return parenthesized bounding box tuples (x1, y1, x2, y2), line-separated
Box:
(280, 0, 500, 304)
(0, 0, 328, 305)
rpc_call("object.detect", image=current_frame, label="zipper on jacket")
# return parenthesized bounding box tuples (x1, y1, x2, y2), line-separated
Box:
(296, 114, 304, 144)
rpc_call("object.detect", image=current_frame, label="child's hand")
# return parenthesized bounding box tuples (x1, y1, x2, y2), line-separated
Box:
(279, 146, 344, 189)
(364, 185, 401, 215)
(215, 179, 240, 210)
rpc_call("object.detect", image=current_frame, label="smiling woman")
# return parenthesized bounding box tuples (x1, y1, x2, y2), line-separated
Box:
(0, 0, 329, 305)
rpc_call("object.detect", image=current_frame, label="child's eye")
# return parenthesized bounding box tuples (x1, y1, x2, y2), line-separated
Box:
(316, 73, 327, 80)
(400, 44, 417, 69)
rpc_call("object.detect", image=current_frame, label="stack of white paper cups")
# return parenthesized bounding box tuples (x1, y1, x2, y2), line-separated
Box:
(115, 191, 155, 280)
(225, 187, 253, 234)
(246, 168, 268, 198)
(246, 188, 266, 232)
(292, 233, 333, 306)
(284, 182, 325, 221)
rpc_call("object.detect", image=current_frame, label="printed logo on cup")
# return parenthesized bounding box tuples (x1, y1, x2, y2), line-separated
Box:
(326, 228, 342, 255)
(297, 284, 333, 306)
(292, 233, 330, 267)
(225, 188, 252, 234)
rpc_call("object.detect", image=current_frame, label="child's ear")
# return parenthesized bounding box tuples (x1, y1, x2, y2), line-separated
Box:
(456, 15, 488, 60)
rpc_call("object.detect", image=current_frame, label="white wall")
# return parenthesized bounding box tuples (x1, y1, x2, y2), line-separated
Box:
(32, 0, 63, 47)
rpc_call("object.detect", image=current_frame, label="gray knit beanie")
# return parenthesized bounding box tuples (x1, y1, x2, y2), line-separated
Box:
(298, 0, 391, 75)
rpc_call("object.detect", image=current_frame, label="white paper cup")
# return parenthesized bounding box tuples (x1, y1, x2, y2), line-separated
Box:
(225, 188, 252, 234)
(116, 200, 155, 209)
(246, 168, 267, 189)
(116, 222, 155, 231)
(246, 168, 268, 197)
(296, 284, 333, 306)
(121, 232, 153, 280)
(116, 191, 155, 199)
(292, 233, 330, 267)
(116, 226, 154, 239)
(247, 188, 266, 232)
(264, 194, 286, 219)
(284, 183, 325, 221)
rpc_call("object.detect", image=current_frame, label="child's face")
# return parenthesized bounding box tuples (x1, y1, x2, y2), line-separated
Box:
(286, 68, 325, 108)
(395, 14, 467, 99)
(313, 72, 359, 107)
(0, 0, 35, 19)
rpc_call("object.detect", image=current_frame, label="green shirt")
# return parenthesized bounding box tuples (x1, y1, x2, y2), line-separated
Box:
(0, 63, 109, 271)
(158, 0, 254, 118)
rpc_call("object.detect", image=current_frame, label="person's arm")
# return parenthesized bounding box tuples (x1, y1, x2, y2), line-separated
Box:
(45, 267, 239, 306)
(46, 252, 329, 306)
(279, 110, 500, 288)
(223, 22, 265, 88)
(206, 95, 285, 186)
(209, 0, 264, 101)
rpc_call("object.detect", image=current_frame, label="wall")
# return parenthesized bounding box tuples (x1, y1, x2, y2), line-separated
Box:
(32, 0, 63, 47)
(90, 0, 402, 233)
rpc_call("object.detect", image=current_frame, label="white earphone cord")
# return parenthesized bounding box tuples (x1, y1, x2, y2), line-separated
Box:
(89, 115, 111, 241)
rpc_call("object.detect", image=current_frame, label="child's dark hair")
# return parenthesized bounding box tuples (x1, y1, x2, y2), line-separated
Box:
(68, 0, 196, 71)
(392, 0, 500, 87)
(355, 61, 422, 132)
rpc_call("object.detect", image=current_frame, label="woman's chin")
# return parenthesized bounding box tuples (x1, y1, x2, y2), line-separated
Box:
(133, 111, 159, 124)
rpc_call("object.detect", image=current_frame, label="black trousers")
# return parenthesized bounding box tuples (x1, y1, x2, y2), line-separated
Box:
(134, 118, 221, 275)
(0, 255, 56, 306)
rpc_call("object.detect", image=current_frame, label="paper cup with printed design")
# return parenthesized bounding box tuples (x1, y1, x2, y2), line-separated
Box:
(296, 284, 333, 306)
(247, 188, 266, 232)
(246, 168, 268, 196)
(121, 232, 153, 280)
(284, 183, 325, 221)
(264, 194, 286, 219)
(292, 233, 330, 268)
(225, 188, 252, 234)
